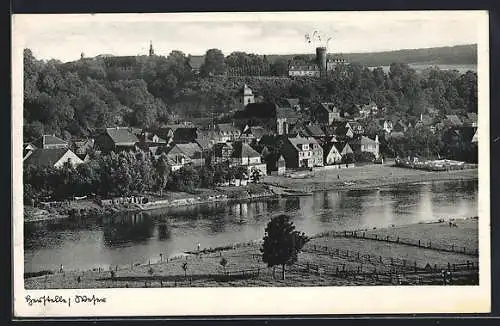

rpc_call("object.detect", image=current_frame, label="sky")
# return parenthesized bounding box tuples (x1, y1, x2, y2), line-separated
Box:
(13, 11, 486, 62)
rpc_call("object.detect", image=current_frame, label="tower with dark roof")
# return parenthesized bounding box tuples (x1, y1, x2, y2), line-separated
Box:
(149, 41, 155, 56)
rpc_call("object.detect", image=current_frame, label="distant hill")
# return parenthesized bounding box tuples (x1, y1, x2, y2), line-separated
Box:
(263, 44, 477, 67)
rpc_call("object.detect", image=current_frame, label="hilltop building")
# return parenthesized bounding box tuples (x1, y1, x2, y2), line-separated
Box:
(289, 47, 347, 78)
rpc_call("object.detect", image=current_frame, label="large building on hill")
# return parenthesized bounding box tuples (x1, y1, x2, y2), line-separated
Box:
(289, 47, 347, 78)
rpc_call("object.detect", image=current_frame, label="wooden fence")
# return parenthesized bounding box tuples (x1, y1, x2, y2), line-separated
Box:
(312, 230, 479, 257)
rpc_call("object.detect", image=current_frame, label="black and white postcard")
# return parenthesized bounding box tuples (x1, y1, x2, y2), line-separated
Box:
(12, 11, 490, 317)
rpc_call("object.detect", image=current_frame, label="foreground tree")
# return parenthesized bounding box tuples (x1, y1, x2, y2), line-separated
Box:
(261, 215, 309, 280)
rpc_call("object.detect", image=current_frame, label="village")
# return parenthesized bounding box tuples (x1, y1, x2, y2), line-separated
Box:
(23, 77, 478, 212)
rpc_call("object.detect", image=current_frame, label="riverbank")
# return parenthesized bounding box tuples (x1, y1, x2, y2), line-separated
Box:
(25, 216, 479, 288)
(24, 184, 276, 223)
(263, 164, 478, 193)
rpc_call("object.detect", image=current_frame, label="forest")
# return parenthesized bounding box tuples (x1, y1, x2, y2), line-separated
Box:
(23, 47, 477, 143)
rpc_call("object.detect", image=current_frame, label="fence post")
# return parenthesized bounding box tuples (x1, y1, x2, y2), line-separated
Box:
(418, 239, 420, 247)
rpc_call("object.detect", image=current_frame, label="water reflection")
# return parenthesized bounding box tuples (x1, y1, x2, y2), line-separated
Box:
(24, 180, 479, 272)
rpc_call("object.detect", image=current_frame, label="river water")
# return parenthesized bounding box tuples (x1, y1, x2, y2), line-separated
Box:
(24, 180, 478, 273)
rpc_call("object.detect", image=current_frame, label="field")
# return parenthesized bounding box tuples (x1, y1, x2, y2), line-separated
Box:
(25, 217, 479, 289)
(263, 165, 478, 193)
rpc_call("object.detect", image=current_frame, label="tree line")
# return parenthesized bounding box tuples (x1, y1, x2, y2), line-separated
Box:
(24, 48, 477, 146)
(23, 151, 262, 204)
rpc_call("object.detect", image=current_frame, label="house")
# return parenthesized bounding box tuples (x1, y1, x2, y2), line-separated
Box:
(164, 146, 191, 171)
(231, 141, 267, 175)
(322, 142, 343, 165)
(349, 135, 380, 159)
(277, 98, 301, 111)
(313, 102, 341, 125)
(282, 136, 324, 169)
(444, 115, 463, 128)
(187, 55, 204, 74)
(72, 138, 95, 159)
(334, 142, 354, 156)
(334, 123, 354, 139)
(377, 119, 393, 134)
(216, 123, 241, 142)
(135, 131, 170, 157)
(463, 112, 478, 128)
(288, 64, 321, 77)
(239, 125, 270, 144)
(392, 120, 408, 133)
(32, 134, 68, 149)
(174, 142, 205, 167)
(173, 127, 200, 144)
(212, 142, 234, 165)
(301, 123, 326, 139)
(348, 121, 365, 135)
(235, 102, 300, 135)
(94, 127, 139, 153)
(23, 148, 84, 168)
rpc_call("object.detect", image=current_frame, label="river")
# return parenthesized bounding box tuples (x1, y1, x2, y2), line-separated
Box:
(24, 180, 478, 273)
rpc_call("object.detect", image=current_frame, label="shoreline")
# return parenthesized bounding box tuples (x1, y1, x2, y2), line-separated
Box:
(24, 216, 479, 287)
(24, 167, 478, 224)
(25, 215, 478, 278)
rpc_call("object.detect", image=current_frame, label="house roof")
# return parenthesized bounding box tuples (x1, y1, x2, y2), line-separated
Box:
(188, 55, 205, 70)
(173, 127, 199, 143)
(350, 135, 379, 145)
(445, 115, 463, 126)
(287, 136, 320, 152)
(321, 142, 341, 157)
(289, 65, 320, 71)
(467, 112, 478, 121)
(105, 127, 139, 145)
(304, 124, 326, 137)
(175, 142, 203, 159)
(231, 142, 261, 159)
(319, 102, 340, 114)
(24, 148, 76, 167)
(33, 135, 68, 149)
(195, 138, 214, 150)
(217, 123, 241, 135)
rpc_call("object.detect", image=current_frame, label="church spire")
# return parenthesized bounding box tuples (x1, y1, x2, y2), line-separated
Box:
(149, 41, 154, 56)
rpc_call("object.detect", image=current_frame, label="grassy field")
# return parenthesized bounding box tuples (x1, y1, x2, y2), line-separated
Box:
(25, 217, 479, 289)
(263, 165, 478, 192)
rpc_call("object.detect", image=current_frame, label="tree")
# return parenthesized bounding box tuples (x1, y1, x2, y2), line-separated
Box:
(201, 49, 226, 77)
(181, 262, 188, 279)
(261, 215, 309, 280)
(250, 168, 262, 183)
(219, 257, 228, 274)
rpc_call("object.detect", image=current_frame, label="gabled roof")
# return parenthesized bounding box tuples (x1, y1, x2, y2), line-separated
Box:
(33, 135, 68, 149)
(173, 127, 199, 143)
(104, 127, 139, 145)
(321, 142, 341, 157)
(23, 148, 76, 167)
(212, 142, 233, 156)
(304, 124, 326, 138)
(195, 138, 214, 150)
(319, 102, 340, 114)
(287, 136, 320, 152)
(231, 142, 261, 159)
(174, 142, 203, 159)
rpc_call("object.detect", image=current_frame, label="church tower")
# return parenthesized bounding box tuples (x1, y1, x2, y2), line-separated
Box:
(149, 41, 155, 56)
(240, 84, 255, 110)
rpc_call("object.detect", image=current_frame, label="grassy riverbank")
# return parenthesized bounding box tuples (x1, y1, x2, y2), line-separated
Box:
(263, 165, 478, 193)
(25, 217, 479, 289)
(24, 184, 275, 223)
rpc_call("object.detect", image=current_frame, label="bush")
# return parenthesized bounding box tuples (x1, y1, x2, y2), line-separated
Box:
(354, 151, 376, 163)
